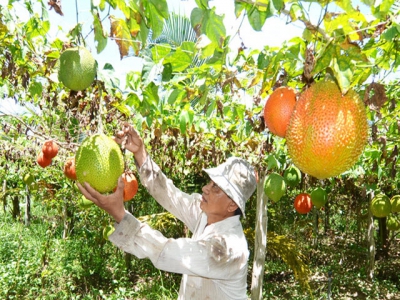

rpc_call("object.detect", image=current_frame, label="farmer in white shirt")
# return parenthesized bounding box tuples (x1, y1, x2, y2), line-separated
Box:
(78, 123, 257, 300)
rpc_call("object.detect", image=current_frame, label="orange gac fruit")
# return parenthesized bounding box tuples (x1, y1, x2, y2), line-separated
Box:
(42, 140, 59, 159)
(37, 152, 52, 168)
(64, 157, 77, 180)
(294, 193, 312, 214)
(286, 81, 368, 179)
(114, 172, 139, 202)
(263, 86, 297, 138)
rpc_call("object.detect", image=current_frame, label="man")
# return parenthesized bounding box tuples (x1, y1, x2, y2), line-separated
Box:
(78, 123, 257, 300)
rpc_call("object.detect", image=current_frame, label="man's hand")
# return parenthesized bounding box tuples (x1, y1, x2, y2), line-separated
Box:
(77, 176, 126, 223)
(114, 122, 147, 167)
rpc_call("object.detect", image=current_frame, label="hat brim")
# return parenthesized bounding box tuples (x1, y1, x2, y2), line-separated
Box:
(203, 168, 245, 217)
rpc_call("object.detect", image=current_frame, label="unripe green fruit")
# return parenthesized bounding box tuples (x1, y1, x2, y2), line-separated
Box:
(264, 172, 286, 202)
(284, 165, 301, 188)
(58, 47, 97, 91)
(390, 195, 400, 213)
(75, 134, 124, 194)
(387, 215, 400, 231)
(370, 194, 391, 218)
(310, 187, 327, 209)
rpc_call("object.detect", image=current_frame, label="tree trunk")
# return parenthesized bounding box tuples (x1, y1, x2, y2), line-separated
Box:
(2, 179, 6, 213)
(25, 185, 31, 226)
(62, 202, 74, 238)
(367, 191, 375, 280)
(250, 175, 268, 300)
(324, 194, 330, 235)
(313, 207, 319, 248)
(12, 195, 20, 219)
(377, 217, 389, 259)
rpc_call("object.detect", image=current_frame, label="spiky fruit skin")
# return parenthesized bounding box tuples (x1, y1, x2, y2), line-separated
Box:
(37, 152, 52, 168)
(371, 194, 392, 218)
(42, 140, 59, 159)
(58, 47, 97, 91)
(75, 134, 124, 194)
(310, 187, 327, 209)
(294, 193, 312, 214)
(286, 81, 368, 179)
(390, 195, 400, 213)
(264, 172, 287, 202)
(64, 157, 77, 180)
(263, 86, 297, 138)
(284, 165, 302, 188)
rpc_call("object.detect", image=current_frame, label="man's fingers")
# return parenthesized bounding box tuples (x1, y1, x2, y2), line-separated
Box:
(114, 176, 125, 197)
(77, 182, 97, 203)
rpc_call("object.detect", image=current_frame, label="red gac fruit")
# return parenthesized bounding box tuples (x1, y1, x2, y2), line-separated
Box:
(63, 157, 77, 180)
(294, 193, 313, 214)
(42, 140, 59, 159)
(37, 152, 52, 168)
(114, 172, 139, 202)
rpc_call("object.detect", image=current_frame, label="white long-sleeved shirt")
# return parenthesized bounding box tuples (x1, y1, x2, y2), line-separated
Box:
(109, 156, 249, 300)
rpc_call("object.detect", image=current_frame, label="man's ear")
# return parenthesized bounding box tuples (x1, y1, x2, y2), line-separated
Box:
(227, 200, 239, 213)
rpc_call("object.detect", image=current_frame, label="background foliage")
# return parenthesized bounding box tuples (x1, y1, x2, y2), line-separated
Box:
(1, 0, 399, 299)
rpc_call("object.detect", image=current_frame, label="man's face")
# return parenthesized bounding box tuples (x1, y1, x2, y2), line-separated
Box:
(200, 180, 238, 222)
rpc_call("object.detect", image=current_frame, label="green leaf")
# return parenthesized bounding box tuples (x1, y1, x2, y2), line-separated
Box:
(313, 43, 335, 75)
(195, 0, 209, 10)
(29, 82, 43, 98)
(151, 44, 172, 63)
(272, 0, 284, 11)
(143, 82, 160, 108)
(289, 3, 304, 21)
(205, 8, 226, 48)
(164, 43, 194, 72)
(180, 110, 189, 134)
(371, 0, 396, 19)
(162, 63, 172, 82)
(266, 154, 280, 170)
(247, 5, 268, 31)
(382, 26, 399, 41)
(24, 17, 49, 39)
(92, 10, 108, 53)
(333, 56, 353, 94)
(148, 0, 169, 19)
(168, 89, 187, 105)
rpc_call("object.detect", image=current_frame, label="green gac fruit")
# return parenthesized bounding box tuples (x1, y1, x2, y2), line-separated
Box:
(264, 172, 286, 202)
(390, 195, 400, 213)
(103, 224, 115, 240)
(370, 194, 392, 218)
(310, 187, 327, 209)
(77, 195, 94, 209)
(75, 134, 124, 194)
(387, 215, 400, 231)
(58, 46, 97, 91)
(23, 173, 35, 185)
(284, 165, 302, 188)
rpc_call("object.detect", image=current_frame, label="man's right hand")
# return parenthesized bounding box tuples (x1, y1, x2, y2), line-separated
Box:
(114, 122, 147, 167)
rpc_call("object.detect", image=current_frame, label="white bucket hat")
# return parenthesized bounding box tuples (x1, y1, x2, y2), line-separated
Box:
(203, 156, 257, 217)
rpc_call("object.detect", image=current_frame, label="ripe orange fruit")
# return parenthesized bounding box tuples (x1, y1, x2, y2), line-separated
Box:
(263, 86, 297, 138)
(116, 172, 139, 202)
(42, 140, 59, 159)
(286, 80, 368, 179)
(63, 157, 77, 180)
(37, 152, 52, 168)
(294, 193, 312, 214)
